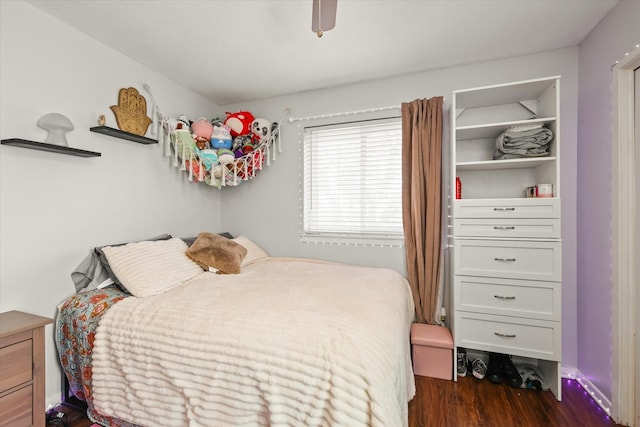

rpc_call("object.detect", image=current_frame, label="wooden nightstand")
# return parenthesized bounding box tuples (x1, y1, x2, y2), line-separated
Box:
(0, 311, 53, 427)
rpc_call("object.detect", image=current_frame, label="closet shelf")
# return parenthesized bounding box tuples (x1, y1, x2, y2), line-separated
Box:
(457, 156, 556, 171)
(455, 78, 557, 109)
(456, 117, 556, 140)
(1, 138, 101, 157)
(90, 126, 157, 145)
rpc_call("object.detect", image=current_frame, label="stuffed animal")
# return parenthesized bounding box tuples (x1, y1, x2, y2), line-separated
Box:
(251, 118, 272, 143)
(234, 159, 253, 180)
(173, 129, 198, 159)
(184, 159, 202, 183)
(198, 149, 218, 171)
(250, 150, 264, 171)
(176, 114, 191, 131)
(242, 142, 255, 155)
(193, 136, 209, 150)
(212, 164, 223, 180)
(191, 118, 215, 150)
(191, 118, 213, 141)
(224, 111, 255, 138)
(164, 116, 186, 133)
(217, 148, 235, 165)
(210, 122, 233, 149)
(164, 117, 178, 133)
(232, 134, 252, 151)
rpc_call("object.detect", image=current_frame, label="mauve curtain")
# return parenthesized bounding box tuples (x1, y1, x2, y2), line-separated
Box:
(401, 96, 443, 324)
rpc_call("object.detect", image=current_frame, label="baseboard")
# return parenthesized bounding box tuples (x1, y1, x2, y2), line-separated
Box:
(46, 392, 62, 412)
(561, 365, 577, 379)
(562, 368, 614, 420)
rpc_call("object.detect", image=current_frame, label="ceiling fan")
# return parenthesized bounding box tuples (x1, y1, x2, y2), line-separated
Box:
(312, 0, 337, 38)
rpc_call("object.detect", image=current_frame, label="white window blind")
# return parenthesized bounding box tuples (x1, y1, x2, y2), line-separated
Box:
(303, 117, 403, 243)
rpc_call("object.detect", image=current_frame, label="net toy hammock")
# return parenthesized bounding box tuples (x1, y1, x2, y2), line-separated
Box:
(157, 117, 282, 189)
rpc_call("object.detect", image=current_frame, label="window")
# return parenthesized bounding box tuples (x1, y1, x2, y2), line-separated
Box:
(302, 117, 403, 245)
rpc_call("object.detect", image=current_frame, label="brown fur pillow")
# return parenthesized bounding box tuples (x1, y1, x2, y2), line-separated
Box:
(185, 232, 247, 274)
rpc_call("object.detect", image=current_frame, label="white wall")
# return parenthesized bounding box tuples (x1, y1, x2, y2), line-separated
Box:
(577, 0, 640, 403)
(0, 1, 223, 406)
(221, 48, 580, 371)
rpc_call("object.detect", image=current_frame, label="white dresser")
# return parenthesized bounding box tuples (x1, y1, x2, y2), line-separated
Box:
(451, 76, 562, 400)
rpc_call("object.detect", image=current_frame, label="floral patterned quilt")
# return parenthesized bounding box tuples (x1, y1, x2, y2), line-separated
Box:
(55, 287, 138, 427)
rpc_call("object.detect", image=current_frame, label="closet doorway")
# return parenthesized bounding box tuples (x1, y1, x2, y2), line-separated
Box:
(612, 45, 640, 427)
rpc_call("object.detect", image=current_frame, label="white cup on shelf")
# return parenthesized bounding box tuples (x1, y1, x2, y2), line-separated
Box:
(537, 184, 553, 198)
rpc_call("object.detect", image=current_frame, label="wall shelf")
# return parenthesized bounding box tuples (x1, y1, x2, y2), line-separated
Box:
(90, 126, 157, 145)
(1, 138, 101, 157)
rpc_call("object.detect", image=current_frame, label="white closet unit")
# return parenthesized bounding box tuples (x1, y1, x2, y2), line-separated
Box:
(451, 76, 562, 400)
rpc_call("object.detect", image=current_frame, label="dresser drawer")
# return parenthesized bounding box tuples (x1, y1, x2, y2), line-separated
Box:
(454, 312, 561, 361)
(0, 339, 32, 392)
(454, 276, 561, 321)
(455, 239, 562, 281)
(454, 198, 560, 219)
(454, 218, 561, 239)
(0, 384, 32, 427)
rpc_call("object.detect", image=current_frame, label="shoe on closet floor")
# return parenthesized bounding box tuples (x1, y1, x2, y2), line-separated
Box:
(457, 349, 468, 377)
(517, 365, 546, 391)
(486, 352, 503, 384)
(499, 353, 523, 388)
(471, 358, 487, 380)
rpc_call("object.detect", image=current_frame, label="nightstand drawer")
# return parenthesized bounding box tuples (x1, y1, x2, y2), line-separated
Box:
(455, 276, 561, 321)
(0, 311, 52, 427)
(454, 198, 560, 219)
(0, 383, 32, 427)
(454, 218, 561, 239)
(0, 339, 32, 392)
(454, 312, 561, 361)
(455, 239, 562, 281)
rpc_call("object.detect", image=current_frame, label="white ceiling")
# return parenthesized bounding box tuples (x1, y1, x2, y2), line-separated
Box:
(27, 0, 617, 106)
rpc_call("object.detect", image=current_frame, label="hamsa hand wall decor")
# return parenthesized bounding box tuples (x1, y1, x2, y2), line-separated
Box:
(110, 87, 152, 136)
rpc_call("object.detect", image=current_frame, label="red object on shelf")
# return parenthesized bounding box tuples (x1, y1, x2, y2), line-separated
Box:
(456, 177, 461, 199)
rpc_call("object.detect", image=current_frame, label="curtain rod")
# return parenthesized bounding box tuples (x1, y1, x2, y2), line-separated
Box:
(288, 97, 446, 123)
(288, 105, 400, 123)
(611, 43, 639, 71)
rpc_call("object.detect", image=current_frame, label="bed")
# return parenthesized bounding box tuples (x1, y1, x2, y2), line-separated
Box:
(55, 234, 416, 427)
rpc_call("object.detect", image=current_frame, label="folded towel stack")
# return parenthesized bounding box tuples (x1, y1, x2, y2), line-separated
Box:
(494, 124, 553, 160)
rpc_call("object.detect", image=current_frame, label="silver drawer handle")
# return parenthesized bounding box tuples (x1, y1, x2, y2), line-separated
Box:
(494, 332, 516, 338)
(494, 295, 516, 300)
(493, 226, 515, 230)
(494, 207, 515, 211)
(494, 257, 516, 262)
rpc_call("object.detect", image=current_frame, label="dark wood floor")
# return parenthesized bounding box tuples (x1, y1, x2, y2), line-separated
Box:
(47, 376, 623, 427)
(45, 404, 94, 427)
(409, 376, 623, 427)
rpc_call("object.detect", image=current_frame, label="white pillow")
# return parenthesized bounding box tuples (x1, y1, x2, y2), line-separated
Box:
(232, 235, 269, 267)
(102, 238, 203, 297)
